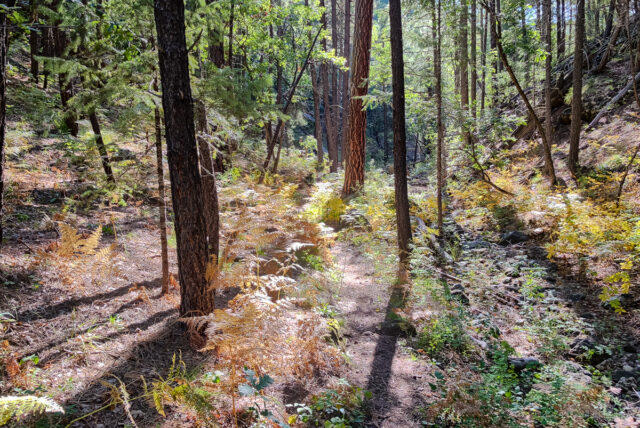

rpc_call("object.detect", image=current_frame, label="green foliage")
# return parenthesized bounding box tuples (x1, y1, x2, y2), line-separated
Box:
(417, 313, 470, 359)
(0, 395, 64, 425)
(288, 382, 369, 427)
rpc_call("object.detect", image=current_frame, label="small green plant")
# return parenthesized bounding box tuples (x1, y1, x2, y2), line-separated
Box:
(288, 381, 369, 427)
(417, 314, 470, 359)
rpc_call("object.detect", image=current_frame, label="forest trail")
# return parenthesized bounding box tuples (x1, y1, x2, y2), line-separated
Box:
(331, 242, 427, 428)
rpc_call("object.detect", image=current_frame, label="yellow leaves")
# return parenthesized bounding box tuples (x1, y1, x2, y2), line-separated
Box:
(321, 197, 346, 224)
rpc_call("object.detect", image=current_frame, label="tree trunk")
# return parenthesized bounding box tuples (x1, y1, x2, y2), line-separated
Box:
(460, 0, 470, 147)
(341, 0, 352, 167)
(207, 1, 226, 69)
(389, 0, 412, 265)
(330, 0, 339, 152)
(51, 17, 78, 137)
(433, 0, 445, 237)
(383, 95, 389, 164)
(88, 113, 116, 183)
(29, 1, 39, 84)
(154, 104, 170, 294)
(228, 0, 235, 67)
(310, 64, 324, 165)
(471, 0, 477, 118)
(343, 0, 374, 196)
(486, 2, 557, 185)
(489, 0, 498, 106)
(481, 6, 487, 111)
(154, 0, 214, 316)
(321, 0, 339, 172)
(544, 0, 557, 184)
(604, 0, 615, 38)
(568, 0, 585, 176)
(194, 99, 220, 262)
(0, 3, 14, 244)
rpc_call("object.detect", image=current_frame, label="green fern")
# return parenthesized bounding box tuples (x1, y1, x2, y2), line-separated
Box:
(0, 395, 64, 425)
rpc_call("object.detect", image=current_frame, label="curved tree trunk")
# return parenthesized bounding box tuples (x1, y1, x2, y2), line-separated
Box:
(154, 0, 214, 316)
(343, 0, 374, 196)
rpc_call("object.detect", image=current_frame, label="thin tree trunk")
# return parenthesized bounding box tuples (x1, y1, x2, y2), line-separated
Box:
(568, 0, 585, 176)
(194, 99, 220, 262)
(460, 0, 470, 148)
(343, 0, 374, 196)
(544, 0, 557, 183)
(154, 0, 214, 316)
(597, 24, 620, 72)
(0, 2, 14, 244)
(433, 0, 445, 237)
(330, 0, 339, 150)
(88, 112, 116, 183)
(481, 6, 487, 111)
(341, 0, 352, 167)
(383, 86, 389, 164)
(489, 0, 498, 106)
(154, 103, 170, 294)
(604, 0, 615, 38)
(29, 1, 39, 83)
(228, 0, 234, 67)
(471, 0, 477, 118)
(616, 141, 640, 204)
(310, 64, 324, 165)
(321, 0, 339, 172)
(485, 2, 557, 184)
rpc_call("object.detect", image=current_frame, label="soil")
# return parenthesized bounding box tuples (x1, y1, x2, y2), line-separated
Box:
(331, 242, 428, 428)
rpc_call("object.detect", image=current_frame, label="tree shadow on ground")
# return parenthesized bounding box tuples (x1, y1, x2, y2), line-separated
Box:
(364, 285, 408, 424)
(58, 319, 206, 427)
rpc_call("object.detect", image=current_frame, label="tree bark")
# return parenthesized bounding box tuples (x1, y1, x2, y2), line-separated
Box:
(340, 0, 352, 167)
(389, 0, 412, 265)
(154, 0, 214, 316)
(228, 0, 235, 67)
(343, 0, 374, 196)
(320, 0, 339, 172)
(544, 0, 557, 184)
(481, 6, 487, 111)
(383, 93, 389, 164)
(154, 101, 170, 294)
(88, 113, 116, 183)
(0, 2, 14, 244)
(568, 0, 585, 176)
(29, 0, 39, 83)
(207, 0, 226, 69)
(194, 99, 220, 262)
(604, 0, 615, 38)
(310, 64, 324, 165)
(433, 0, 445, 237)
(460, 0, 470, 147)
(471, 0, 477, 118)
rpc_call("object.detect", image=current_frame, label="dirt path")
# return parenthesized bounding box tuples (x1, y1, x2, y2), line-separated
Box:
(331, 242, 427, 428)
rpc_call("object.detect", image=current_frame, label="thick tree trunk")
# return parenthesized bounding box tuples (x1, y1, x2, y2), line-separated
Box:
(154, 0, 214, 316)
(154, 105, 170, 294)
(340, 0, 352, 167)
(568, 0, 585, 176)
(343, 0, 374, 196)
(389, 0, 412, 266)
(194, 99, 220, 262)
(88, 113, 116, 183)
(310, 64, 324, 165)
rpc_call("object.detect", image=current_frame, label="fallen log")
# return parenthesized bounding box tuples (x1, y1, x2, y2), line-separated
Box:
(586, 71, 640, 130)
(414, 217, 455, 264)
